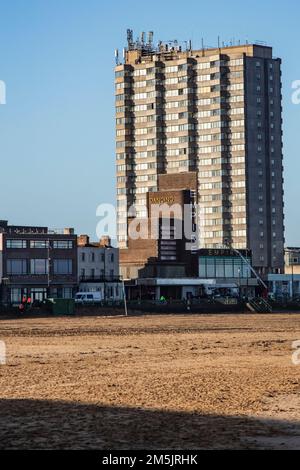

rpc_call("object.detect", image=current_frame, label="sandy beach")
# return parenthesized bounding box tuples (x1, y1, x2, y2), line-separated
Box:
(0, 313, 299, 449)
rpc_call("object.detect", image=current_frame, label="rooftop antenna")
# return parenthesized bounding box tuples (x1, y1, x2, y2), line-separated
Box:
(189, 39, 192, 51)
(201, 38, 205, 56)
(218, 36, 220, 48)
(114, 49, 119, 65)
(127, 29, 134, 49)
(148, 31, 154, 46)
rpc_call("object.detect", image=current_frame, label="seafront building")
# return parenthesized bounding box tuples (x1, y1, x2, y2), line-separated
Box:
(115, 31, 285, 279)
(0, 222, 123, 305)
(0, 220, 78, 304)
(77, 235, 122, 300)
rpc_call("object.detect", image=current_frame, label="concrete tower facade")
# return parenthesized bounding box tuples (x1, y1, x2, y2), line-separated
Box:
(115, 32, 284, 276)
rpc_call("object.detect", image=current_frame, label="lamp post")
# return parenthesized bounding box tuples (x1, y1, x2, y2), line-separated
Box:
(246, 249, 250, 299)
(122, 276, 128, 317)
(103, 244, 112, 302)
(290, 252, 294, 301)
(47, 239, 51, 300)
(103, 247, 106, 302)
(223, 239, 268, 293)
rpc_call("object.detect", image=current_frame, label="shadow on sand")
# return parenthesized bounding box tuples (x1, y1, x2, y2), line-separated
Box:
(0, 399, 299, 450)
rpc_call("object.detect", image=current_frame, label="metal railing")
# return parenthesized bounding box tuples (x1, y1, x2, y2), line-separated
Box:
(79, 275, 122, 283)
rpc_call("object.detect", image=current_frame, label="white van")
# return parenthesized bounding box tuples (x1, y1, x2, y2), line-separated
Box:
(75, 292, 102, 303)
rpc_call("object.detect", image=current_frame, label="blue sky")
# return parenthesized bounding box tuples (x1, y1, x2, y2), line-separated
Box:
(0, 0, 299, 244)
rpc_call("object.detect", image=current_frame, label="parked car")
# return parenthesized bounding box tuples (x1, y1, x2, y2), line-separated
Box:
(75, 292, 102, 303)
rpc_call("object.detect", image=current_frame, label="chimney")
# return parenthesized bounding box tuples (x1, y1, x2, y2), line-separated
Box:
(99, 236, 111, 247)
(64, 228, 75, 235)
(77, 235, 90, 246)
(0, 221, 8, 233)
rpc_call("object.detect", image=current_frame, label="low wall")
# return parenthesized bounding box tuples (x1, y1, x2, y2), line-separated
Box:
(0, 301, 299, 319)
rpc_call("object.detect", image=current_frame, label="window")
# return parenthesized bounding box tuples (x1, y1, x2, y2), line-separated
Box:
(134, 68, 146, 77)
(6, 239, 27, 249)
(63, 288, 73, 299)
(230, 58, 243, 66)
(30, 259, 48, 275)
(10, 288, 22, 304)
(7, 259, 27, 275)
(197, 62, 210, 70)
(53, 240, 73, 249)
(30, 240, 49, 249)
(53, 259, 73, 275)
(115, 93, 125, 102)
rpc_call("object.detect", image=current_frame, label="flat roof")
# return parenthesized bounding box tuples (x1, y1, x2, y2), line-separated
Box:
(137, 278, 258, 287)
